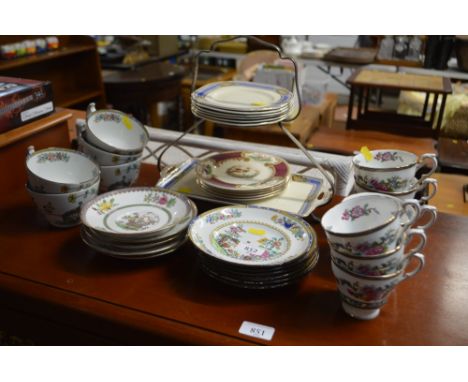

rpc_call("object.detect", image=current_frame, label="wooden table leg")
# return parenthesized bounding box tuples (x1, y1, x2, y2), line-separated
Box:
(428, 93, 439, 128)
(346, 86, 355, 129)
(357, 87, 364, 117)
(421, 92, 430, 119)
(435, 93, 447, 138)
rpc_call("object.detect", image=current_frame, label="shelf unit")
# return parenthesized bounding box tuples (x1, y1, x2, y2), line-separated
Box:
(0, 36, 106, 110)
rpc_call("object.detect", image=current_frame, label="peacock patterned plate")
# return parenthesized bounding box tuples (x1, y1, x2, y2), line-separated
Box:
(196, 151, 290, 192)
(189, 205, 316, 267)
(81, 187, 193, 239)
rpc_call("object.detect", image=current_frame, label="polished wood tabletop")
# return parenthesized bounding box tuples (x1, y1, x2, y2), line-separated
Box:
(1, 161, 468, 345)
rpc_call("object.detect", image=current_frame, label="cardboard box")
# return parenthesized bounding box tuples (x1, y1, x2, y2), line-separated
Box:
(0, 76, 54, 134)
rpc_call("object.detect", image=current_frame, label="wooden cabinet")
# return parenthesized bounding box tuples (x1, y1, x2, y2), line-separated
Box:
(0, 36, 106, 109)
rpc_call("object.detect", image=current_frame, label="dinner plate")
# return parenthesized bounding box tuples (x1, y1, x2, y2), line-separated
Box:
(83, 197, 197, 243)
(190, 112, 289, 127)
(81, 229, 188, 257)
(196, 151, 290, 193)
(188, 205, 316, 267)
(200, 250, 319, 289)
(81, 187, 194, 239)
(192, 81, 293, 112)
(197, 180, 285, 202)
(192, 100, 290, 117)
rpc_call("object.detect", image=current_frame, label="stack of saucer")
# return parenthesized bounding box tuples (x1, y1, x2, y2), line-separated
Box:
(189, 205, 319, 289)
(195, 151, 290, 202)
(80, 187, 197, 260)
(77, 103, 149, 192)
(191, 81, 294, 126)
(352, 149, 438, 203)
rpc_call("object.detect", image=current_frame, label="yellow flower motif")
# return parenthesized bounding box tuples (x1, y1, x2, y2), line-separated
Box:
(68, 194, 77, 203)
(95, 198, 116, 214)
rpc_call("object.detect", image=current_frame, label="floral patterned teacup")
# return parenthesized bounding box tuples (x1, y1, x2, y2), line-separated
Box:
(329, 227, 426, 276)
(343, 192, 437, 231)
(321, 194, 421, 257)
(99, 157, 142, 192)
(354, 177, 438, 204)
(27, 178, 99, 228)
(86, 103, 148, 155)
(77, 128, 142, 166)
(353, 149, 437, 193)
(26, 146, 100, 194)
(331, 253, 425, 320)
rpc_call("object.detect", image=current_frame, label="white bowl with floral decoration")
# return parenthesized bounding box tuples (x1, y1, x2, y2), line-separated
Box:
(80, 187, 194, 239)
(85, 103, 149, 154)
(189, 205, 317, 267)
(26, 146, 100, 194)
(331, 253, 424, 320)
(321, 194, 421, 256)
(353, 149, 437, 193)
(99, 157, 142, 192)
(77, 130, 142, 166)
(329, 227, 426, 276)
(27, 179, 100, 228)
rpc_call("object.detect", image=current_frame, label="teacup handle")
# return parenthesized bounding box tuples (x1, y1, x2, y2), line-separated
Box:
(400, 199, 421, 229)
(414, 205, 437, 230)
(417, 153, 438, 181)
(26, 145, 35, 160)
(419, 178, 438, 203)
(401, 253, 425, 280)
(87, 102, 96, 119)
(75, 120, 86, 138)
(402, 228, 427, 259)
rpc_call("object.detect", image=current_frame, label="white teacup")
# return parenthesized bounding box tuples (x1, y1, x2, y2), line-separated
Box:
(27, 179, 99, 227)
(26, 146, 100, 194)
(329, 227, 426, 276)
(331, 253, 425, 320)
(77, 129, 142, 166)
(343, 192, 437, 230)
(353, 149, 437, 193)
(354, 177, 438, 203)
(85, 103, 149, 155)
(321, 194, 420, 257)
(100, 157, 142, 192)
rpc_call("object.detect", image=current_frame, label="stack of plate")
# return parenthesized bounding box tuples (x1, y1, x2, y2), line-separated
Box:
(191, 81, 294, 126)
(188, 205, 319, 289)
(195, 151, 290, 202)
(80, 187, 197, 260)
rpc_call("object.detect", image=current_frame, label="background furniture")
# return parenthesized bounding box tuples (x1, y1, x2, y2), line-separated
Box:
(0, 36, 106, 109)
(346, 69, 452, 138)
(103, 61, 185, 127)
(437, 137, 468, 175)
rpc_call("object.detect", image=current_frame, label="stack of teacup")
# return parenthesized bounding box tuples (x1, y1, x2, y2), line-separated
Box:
(26, 146, 100, 227)
(321, 192, 437, 320)
(353, 149, 438, 204)
(77, 103, 149, 192)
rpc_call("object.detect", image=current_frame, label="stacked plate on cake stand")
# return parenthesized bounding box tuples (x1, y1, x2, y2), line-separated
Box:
(188, 205, 319, 289)
(191, 81, 294, 127)
(80, 187, 197, 260)
(195, 151, 291, 202)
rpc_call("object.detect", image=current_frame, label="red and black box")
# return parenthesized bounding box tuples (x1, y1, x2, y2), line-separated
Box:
(0, 76, 55, 134)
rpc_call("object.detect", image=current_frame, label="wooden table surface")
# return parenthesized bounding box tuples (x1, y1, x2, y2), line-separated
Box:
(348, 69, 452, 93)
(1, 162, 468, 345)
